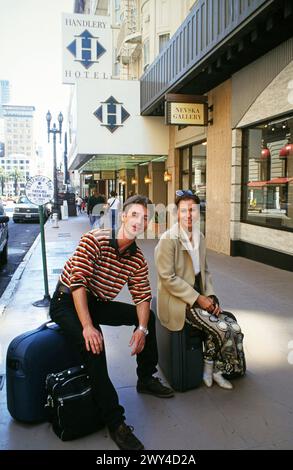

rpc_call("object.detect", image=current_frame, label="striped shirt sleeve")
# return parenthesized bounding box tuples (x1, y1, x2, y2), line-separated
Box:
(128, 257, 152, 305)
(69, 232, 100, 290)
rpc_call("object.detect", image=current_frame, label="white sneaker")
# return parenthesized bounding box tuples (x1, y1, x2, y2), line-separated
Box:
(203, 360, 213, 387)
(212, 371, 233, 390)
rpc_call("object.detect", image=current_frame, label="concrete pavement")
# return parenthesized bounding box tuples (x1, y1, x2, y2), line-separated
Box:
(0, 213, 293, 450)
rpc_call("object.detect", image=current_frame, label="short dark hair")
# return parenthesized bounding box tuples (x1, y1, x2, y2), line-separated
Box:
(110, 190, 117, 197)
(123, 194, 153, 214)
(175, 193, 200, 207)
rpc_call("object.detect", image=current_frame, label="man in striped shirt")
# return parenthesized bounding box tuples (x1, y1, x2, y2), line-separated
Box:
(49, 195, 173, 451)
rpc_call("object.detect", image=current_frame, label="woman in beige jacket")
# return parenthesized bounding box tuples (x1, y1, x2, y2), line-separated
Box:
(154, 190, 245, 390)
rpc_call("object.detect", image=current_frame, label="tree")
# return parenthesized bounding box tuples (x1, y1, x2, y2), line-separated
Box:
(8, 169, 24, 196)
(0, 167, 6, 196)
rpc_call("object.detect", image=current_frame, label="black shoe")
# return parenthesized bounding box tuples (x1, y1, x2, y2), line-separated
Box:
(110, 423, 144, 450)
(137, 376, 174, 398)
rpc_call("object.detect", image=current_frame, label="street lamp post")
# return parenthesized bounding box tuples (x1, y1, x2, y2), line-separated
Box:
(63, 131, 70, 191)
(46, 111, 63, 215)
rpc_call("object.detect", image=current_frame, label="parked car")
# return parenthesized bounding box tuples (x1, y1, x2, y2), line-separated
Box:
(12, 196, 50, 223)
(0, 201, 9, 266)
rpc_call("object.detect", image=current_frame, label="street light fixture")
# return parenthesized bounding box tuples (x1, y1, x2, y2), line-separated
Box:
(46, 110, 63, 214)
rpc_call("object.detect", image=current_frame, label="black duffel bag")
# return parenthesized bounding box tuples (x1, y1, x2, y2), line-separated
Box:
(45, 364, 104, 441)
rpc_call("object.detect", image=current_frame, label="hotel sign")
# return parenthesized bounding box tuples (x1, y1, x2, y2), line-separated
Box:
(62, 13, 112, 84)
(165, 94, 208, 126)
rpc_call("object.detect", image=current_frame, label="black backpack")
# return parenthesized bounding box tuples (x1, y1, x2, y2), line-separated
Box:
(45, 365, 104, 441)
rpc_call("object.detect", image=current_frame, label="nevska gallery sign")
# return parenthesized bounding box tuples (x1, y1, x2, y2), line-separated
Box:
(165, 94, 208, 126)
(62, 13, 112, 84)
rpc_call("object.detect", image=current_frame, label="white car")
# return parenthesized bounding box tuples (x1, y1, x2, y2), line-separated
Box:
(0, 201, 9, 265)
(12, 196, 50, 223)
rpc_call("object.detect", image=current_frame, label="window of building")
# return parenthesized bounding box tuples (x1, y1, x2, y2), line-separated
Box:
(242, 115, 293, 231)
(114, 60, 120, 77)
(113, 48, 120, 76)
(114, 0, 121, 25)
(180, 141, 207, 233)
(159, 33, 170, 53)
(143, 39, 150, 70)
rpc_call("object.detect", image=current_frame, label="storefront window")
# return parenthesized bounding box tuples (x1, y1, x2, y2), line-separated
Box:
(181, 147, 190, 189)
(242, 115, 293, 231)
(180, 142, 207, 233)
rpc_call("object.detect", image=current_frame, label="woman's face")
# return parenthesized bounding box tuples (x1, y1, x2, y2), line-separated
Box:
(177, 199, 200, 232)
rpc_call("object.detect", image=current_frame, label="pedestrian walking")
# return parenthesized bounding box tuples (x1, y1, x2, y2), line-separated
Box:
(81, 198, 86, 213)
(87, 191, 105, 228)
(107, 191, 121, 231)
(75, 195, 83, 215)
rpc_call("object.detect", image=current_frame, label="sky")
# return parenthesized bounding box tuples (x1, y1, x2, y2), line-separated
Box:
(0, 0, 74, 161)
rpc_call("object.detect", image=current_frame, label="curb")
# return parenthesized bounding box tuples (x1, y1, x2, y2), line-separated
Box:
(0, 230, 41, 318)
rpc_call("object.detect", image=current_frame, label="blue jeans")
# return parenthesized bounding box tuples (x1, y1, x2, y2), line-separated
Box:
(110, 209, 118, 230)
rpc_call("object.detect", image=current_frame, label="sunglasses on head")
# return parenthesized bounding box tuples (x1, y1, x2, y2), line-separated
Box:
(175, 189, 194, 197)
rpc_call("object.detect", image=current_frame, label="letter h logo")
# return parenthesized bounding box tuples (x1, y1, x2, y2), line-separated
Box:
(67, 29, 106, 69)
(94, 96, 130, 133)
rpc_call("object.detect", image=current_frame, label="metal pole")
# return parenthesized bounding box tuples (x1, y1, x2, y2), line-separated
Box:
(32, 206, 50, 307)
(64, 132, 69, 189)
(53, 131, 58, 214)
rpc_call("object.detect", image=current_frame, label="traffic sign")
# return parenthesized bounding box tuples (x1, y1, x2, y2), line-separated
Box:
(25, 176, 54, 206)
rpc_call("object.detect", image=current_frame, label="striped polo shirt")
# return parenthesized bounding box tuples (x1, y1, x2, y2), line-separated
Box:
(59, 229, 152, 305)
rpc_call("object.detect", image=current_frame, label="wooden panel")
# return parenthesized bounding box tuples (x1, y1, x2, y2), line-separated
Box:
(206, 79, 232, 254)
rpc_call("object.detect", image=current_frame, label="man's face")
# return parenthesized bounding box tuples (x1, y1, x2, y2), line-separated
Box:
(177, 199, 200, 232)
(122, 203, 149, 239)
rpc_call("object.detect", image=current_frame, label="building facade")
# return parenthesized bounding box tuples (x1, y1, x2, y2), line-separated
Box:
(68, 0, 196, 204)
(0, 80, 10, 145)
(0, 80, 10, 118)
(114, 0, 197, 80)
(70, 0, 293, 269)
(139, 0, 293, 270)
(2, 105, 35, 196)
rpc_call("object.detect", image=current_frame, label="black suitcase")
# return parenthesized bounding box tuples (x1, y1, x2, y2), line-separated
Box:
(156, 317, 204, 392)
(152, 296, 203, 392)
(6, 322, 82, 423)
(45, 365, 104, 441)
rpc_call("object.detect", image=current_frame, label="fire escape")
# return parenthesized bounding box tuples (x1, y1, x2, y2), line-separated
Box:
(116, 0, 142, 73)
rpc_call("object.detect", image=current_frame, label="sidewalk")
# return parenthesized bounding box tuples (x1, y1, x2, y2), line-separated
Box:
(1, 213, 293, 450)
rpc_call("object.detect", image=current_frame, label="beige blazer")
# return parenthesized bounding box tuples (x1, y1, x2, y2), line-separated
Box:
(154, 223, 215, 331)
